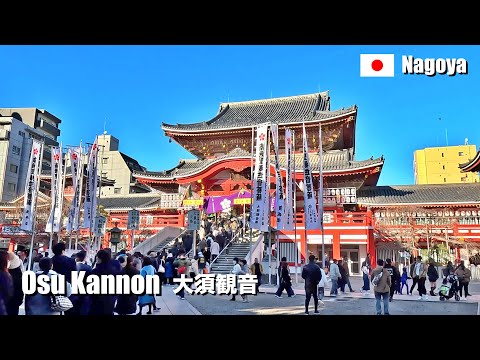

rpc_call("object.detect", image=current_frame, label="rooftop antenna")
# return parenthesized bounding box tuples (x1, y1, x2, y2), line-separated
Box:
(465, 137, 469, 145)
(103, 120, 107, 135)
(318, 84, 321, 92)
(270, 90, 273, 98)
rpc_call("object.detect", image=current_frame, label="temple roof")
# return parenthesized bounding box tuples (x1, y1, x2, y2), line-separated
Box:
(99, 194, 162, 210)
(162, 92, 356, 132)
(357, 184, 480, 206)
(133, 147, 383, 180)
(459, 150, 480, 173)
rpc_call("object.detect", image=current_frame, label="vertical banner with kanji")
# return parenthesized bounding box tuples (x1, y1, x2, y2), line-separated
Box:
(20, 139, 43, 232)
(83, 138, 99, 229)
(250, 123, 270, 232)
(46, 145, 63, 233)
(318, 124, 324, 230)
(66, 147, 83, 232)
(284, 128, 295, 230)
(270, 124, 285, 230)
(302, 123, 319, 229)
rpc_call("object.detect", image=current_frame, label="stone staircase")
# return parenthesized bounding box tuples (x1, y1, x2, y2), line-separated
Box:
(209, 230, 262, 274)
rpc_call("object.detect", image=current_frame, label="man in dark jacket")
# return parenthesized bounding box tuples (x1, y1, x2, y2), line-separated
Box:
(72, 251, 93, 315)
(52, 242, 77, 284)
(301, 254, 322, 315)
(384, 258, 400, 302)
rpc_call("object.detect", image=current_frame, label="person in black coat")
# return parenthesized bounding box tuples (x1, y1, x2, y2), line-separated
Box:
(337, 259, 348, 293)
(0, 251, 14, 316)
(115, 255, 140, 315)
(301, 254, 322, 315)
(384, 258, 400, 302)
(52, 242, 77, 284)
(70, 251, 93, 315)
(89, 250, 118, 315)
(7, 252, 24, 315)
(427, 261, 439, 296)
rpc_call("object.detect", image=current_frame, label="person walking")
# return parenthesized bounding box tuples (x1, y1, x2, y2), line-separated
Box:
(383, 258, 400, 302)
(89, 250, 118, 315)
(361, 260, 370, 294)
(239, 259, 250, 303)
(71, 251, 93, 315)
(173, 249, 191, 300)
(371, 259, 391, 315)
(137, 256, 158, 314)
(165, 253, 175, 285)
(230, 257, 242, 301)
(302, 254, 322, 315)
(115, 255, 140, 315)
(249, 257, 263, 294)
(210, 239, 220, 263)
(275, 257, 295, 298)
(400, 267, 411, 295)
(409, 257, 418, 294)
(413, 256, 428, 300)
(455, 260, 472, 298)
(427, 261, 439, 296)
(0, 251, 13, 316)
(7, 251, 24, 315)
(329, 259, 341, 297)
(342, 257, 355, 292)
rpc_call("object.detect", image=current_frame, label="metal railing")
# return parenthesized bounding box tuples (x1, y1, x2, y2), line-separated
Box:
(208, 229, 242, 268)
(132, 227, 186, 255)
(158, 229, 189, 253)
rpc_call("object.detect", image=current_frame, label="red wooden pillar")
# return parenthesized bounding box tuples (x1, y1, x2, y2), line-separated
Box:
(366, 209, 376, 267)
(333, 233, 341, 260)
(179, 210, 185, 227)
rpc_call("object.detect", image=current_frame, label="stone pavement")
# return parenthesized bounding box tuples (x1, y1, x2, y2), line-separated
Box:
(18, 284, 201, 315)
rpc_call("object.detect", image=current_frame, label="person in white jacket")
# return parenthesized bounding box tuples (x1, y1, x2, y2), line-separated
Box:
(230, 257, 242, 301)
(329, 259, 341, 297)
(210, 240, 220, 263)
(315, 259, 327, 302)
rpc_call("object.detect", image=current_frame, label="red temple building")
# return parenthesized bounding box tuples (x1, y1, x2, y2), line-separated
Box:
(3, 92, 480, 273)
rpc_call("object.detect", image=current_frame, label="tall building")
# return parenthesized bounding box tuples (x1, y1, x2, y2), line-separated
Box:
(96, 133, 148, 196)
(414, 144, 479, 184)
(0, 108, 62, 202)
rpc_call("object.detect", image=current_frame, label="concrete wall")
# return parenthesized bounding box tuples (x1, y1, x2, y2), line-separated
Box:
(99, 151, 132, 196)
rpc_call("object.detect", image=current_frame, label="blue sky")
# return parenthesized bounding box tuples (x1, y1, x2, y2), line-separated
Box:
(0, 45, 478, 186)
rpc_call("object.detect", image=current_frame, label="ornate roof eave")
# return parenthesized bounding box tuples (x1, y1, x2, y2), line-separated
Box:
(162, 108, 357, 135)
(359, 202, 480, 208)
(459, 150, 480, 172)
(133, 157, 384, 182)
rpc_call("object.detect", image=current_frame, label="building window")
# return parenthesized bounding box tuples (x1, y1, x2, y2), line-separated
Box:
(442, 165, 445, 170)
(459, 151, 464, 156)
(461, 177, 467, 182)
(12, 145, 21, 155)
(146, 215, 153, 225)
(9, 164, 18, 174)
(18, 131, 25, 137)
(102, 158, 108, 164)
(444, 178, 446, 182)
(441, 153, 444, 157)
(114, 187, 121, 194)
(101, 172, 107, 178)
(7, 183, 16, 192)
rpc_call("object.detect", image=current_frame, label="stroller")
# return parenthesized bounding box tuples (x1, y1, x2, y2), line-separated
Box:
(438, 274, 460, 301)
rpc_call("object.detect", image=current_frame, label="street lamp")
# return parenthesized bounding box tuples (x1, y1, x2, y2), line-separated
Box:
(109, 223, 122, 255)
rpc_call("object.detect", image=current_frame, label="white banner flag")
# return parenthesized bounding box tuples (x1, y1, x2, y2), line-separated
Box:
(46, 146, 63, 233)
(250, 124, 270, 232)
(270, 124, 285, 230)
(66, 147, 83, 232)
(302, 123, 319, 229)
(20, 139, 43, 232)
(284, 128, 295, 230)
(83, 138, 99, 229)
(318, 125, 324, 230)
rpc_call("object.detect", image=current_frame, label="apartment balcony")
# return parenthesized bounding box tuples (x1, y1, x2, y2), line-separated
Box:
(35, 119, 60, 138)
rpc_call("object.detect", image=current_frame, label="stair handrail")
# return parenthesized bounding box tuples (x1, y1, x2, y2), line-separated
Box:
(161, 228, 189, 253)
(208, 229, 242, 268)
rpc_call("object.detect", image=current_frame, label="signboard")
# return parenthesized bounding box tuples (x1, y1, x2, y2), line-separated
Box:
(323, 187, 357, 205)
(323, 213, 333, 224)
(234, 198, 251, 205)
(183, 199, 204, 206)
(94, 215, 106, 237)
(127, 209, 140, 230)
(0, 225, 30, 236)
(187, 209, 200, 231)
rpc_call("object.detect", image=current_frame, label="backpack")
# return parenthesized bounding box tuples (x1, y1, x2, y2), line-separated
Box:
(372, 271, 383, 286)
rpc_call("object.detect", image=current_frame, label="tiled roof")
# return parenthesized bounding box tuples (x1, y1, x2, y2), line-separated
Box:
(99, 195, 162, 209)
(161, 92, 356, 132)
(134, 147, 383, 180)
(120, 152, 144, 172)
(357, 184, 480, 205)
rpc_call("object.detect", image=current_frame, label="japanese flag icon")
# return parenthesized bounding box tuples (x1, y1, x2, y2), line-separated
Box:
(360, 54, 395, 77)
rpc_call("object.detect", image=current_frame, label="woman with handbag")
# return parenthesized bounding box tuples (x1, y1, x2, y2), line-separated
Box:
(25, 257, 72, 315)
(455, 260, 472, 298)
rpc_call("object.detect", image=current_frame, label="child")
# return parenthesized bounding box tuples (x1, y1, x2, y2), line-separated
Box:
(400, 267, 411, 295)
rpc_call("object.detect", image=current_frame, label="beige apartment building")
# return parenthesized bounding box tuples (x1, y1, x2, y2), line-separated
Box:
(97, 134, 149, 196)
(0, 108, 61, 202)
